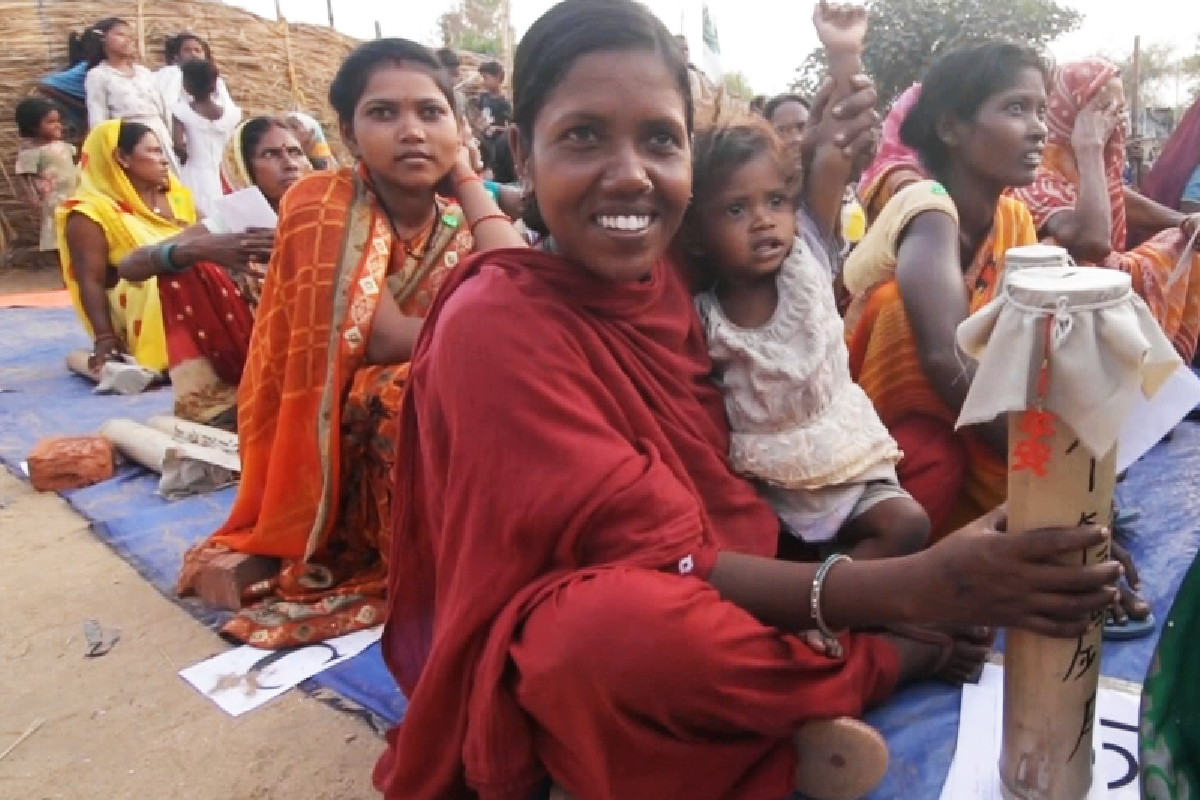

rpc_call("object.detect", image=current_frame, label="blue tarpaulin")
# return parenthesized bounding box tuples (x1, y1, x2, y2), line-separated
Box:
(3, 307, 1196, 798)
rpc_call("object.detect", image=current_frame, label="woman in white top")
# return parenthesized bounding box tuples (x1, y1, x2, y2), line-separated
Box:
(172, 60, 242, 217)
(83, 17, 179, 174)
(154, 33, 235, 111)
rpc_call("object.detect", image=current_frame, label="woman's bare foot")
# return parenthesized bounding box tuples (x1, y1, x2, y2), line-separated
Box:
(886, 624, 993, 685)
(794, 717, 888, 800)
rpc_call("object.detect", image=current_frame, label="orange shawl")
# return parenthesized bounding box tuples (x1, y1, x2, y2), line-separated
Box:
(1013, 58, 1200, 361)
(847, 196, 1038, 538)
(179, 167, 473, 647)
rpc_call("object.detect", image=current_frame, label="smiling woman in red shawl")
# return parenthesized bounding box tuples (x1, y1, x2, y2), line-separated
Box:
(1012, 58, 1200, 361)
(373, 6, 1122, 800)
(174, 39, 522, 648)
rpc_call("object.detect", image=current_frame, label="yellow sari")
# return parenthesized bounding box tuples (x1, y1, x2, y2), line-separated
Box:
(55, 119, 197, 371)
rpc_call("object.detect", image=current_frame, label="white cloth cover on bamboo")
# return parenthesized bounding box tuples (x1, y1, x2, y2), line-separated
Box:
(955, 265, 1181, 458)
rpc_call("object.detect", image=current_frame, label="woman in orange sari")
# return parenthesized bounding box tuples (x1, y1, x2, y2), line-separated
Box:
(1012, 58, 1200, 361)
(844, 42, 1048, 540)
(176, 39, 524, 648)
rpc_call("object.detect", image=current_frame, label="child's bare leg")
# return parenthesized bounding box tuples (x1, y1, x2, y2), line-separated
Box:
(838, 494, 930, 561)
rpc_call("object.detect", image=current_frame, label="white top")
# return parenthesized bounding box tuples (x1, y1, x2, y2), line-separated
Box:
(173, 100, 242, 218)
(695, 232, 902, 490)
(155, 64, 234, 112)
(85, 63, 179, 173)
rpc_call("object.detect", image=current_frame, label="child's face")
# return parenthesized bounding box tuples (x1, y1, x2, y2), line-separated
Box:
(38, 109, 63, 141)
(482, 72, 502, 93)
(697, 153, 796, 283)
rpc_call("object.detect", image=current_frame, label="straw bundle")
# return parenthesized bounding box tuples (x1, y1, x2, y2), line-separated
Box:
(0, 0, 361, 259)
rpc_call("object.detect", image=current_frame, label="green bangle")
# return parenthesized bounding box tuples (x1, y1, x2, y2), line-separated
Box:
(161, 243, 187, 274)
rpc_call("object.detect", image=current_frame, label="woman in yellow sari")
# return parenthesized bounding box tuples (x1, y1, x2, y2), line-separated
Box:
(176, 38, 524, 648)
(57, 119, 190, 372)
(843, 42, 1047, 540)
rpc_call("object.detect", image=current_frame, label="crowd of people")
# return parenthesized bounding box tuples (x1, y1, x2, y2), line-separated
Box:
(9, 0, 1200, 797)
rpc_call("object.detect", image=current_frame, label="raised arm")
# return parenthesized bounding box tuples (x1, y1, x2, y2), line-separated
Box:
(1040, 97, 1122, 262)
(894, 210, 1007, 456)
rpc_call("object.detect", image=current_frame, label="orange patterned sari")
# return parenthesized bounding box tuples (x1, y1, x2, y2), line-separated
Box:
(846, 197, 1038, 539)
(177, 166, 473, 648)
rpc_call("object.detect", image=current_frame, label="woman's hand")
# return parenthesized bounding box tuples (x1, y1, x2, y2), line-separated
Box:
(178, 229, 274, 275)
(913, 507, 1121, 638)
(88, 333, 125, 372)
(802, 74, 880, 164)
(813, 0, 867, 54)
(1072, 95, 1124, 152)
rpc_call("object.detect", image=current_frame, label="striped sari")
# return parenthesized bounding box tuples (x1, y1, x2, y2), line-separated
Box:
(1013, 58, 1200, 362)
(177, 166, 473, 648)
(845, 196, 1038, 539)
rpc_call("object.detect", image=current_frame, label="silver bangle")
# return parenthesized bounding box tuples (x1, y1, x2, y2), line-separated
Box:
(811, 553, 852, 641)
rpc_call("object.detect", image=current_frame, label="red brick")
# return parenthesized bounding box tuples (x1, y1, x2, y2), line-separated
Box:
(195, 553, 280, 611)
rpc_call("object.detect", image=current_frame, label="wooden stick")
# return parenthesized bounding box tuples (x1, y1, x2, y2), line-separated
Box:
(1130, 36, 1144, 190)
(999, 401, 1114, 799)
(0, 718, 45, 763)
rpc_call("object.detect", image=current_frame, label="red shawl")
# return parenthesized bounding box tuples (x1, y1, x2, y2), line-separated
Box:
(374, 248, 779, 800)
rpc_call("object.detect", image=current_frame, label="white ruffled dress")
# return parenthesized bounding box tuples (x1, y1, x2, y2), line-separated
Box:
(696, 232, 903, 543)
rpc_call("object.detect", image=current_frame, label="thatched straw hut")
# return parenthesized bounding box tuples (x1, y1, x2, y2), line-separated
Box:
(0, 0, 361, 261)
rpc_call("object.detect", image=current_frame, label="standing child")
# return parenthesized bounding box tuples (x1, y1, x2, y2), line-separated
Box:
(688, 2, 935, 657)
(14, 98, 78, 269)
(172, 59, 242, 217)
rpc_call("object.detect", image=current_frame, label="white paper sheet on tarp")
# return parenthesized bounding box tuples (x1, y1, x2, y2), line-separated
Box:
(1116, 365, 1200, 473)
(179, 626, 382, 717)
(938, 664, 1141, 800)
(205, 187, 278, 234)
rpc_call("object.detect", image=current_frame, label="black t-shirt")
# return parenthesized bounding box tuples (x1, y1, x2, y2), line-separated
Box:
(477, 92, 512, 132)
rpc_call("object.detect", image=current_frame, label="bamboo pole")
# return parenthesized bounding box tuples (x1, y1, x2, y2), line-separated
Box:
(998, 336, 1114, 799)
(1130, 36, 1144, 190)
(136, 0, 146, 60)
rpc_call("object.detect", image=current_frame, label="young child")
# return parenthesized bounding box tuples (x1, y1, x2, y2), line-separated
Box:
(689, 2, 930, 655)
(14, 98, 78, 269)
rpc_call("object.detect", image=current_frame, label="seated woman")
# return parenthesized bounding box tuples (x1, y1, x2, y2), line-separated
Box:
(175, 39, 523, 648)
(845, 44, 1151, 637)
(1012, 58, 1200, 362)
(58, 119, 192, 373)
(373, 7, 1121, 799)
(845, 42, 1046, 539)
(116, 117, 307, 427)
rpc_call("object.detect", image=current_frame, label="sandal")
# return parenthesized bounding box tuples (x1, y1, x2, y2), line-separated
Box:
(885, 624, 992, 685)
(794, 717, 889, 800)
(1104, 608, 1157, 641)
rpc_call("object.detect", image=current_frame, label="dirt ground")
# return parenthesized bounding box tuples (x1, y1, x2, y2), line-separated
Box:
(0, 266, 385, 798)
